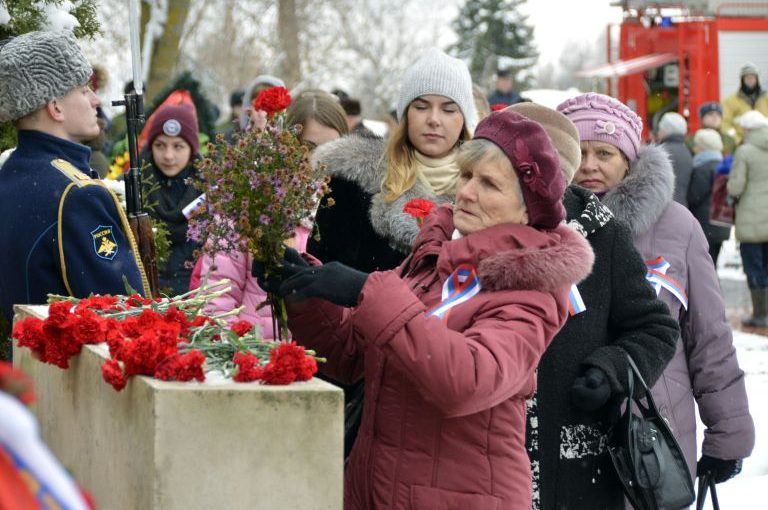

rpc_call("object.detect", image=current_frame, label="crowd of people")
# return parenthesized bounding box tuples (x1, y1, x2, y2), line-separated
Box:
(0, 27, 765, 510)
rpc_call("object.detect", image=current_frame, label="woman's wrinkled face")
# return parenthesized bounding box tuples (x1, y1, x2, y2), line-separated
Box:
(573, 140, 629, 193)
(453, 154, 528, 235)
(151, 134, 192, 177)
(406, 95, 464, 158)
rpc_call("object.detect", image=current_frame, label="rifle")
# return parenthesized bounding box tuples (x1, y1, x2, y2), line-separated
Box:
(113, 92, 160, 298)
(111, 0, 160, 298)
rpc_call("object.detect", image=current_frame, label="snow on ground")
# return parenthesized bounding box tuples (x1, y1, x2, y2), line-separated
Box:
(704, 234, 766, 508)
(699, 330, 768, 508)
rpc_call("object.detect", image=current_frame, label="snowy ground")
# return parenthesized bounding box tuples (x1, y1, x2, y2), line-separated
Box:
(700, 237, 767, 508)
(701, 330, 768, 508)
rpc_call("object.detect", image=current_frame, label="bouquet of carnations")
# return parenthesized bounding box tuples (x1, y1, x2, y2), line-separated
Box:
(188, 86, 329, 338)
(11, 282, 322, 392)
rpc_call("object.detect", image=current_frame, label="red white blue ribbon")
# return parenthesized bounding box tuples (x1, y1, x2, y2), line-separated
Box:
(568, 284, 587, 316)
(645, 256, 688, 310)
(428, 264, 481, 321)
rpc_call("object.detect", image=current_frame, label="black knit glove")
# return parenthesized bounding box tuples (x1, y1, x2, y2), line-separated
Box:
(251, 248, 308, 294)
(571, 367, 611, 411)
(697, 455, 743, 484)
(279, 262, 368, 307)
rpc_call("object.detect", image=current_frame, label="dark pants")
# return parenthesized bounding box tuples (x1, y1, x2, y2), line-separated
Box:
(740, 242, 768, 289)
(709, 241, 723, 267)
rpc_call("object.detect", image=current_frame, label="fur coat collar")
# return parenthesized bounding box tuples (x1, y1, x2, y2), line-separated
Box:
(601, 144, 675, 236)
(311, 135, 453, 254)
(412, 205, 594, 293)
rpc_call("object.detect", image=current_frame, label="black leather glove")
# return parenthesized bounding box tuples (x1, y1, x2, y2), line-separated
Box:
(571, 367, 611, 411)
(279, 261, 368, 307)
(251, 247, 308, 294)
(697, 455, 743, 484)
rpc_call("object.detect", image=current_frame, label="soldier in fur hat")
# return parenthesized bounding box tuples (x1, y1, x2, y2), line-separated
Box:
(0, 31, 149, 326)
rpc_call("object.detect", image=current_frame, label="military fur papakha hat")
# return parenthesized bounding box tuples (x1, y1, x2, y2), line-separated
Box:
(0, 31, 92, 122)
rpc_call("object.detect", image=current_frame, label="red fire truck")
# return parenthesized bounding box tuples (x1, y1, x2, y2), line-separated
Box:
(578, 1, 768, 138)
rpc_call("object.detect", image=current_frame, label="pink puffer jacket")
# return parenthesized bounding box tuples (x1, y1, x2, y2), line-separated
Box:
(195, 227, 310, 339)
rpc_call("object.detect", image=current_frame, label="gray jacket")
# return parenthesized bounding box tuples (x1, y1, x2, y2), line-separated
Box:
(661, 133, 694, 207)
(603, 144, 755, 477)
(727, 126, 768, 243)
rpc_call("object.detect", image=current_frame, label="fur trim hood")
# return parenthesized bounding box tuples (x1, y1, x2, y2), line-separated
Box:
(415, 205, 594, 293)
(600, 144, 674, 236)
(311, 134, 453, 254)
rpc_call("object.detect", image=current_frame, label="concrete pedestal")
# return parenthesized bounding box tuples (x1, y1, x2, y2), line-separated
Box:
(12, 305, 344, 510)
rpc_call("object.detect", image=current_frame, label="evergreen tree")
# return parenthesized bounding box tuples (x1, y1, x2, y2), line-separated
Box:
(449, 0, 538, 85)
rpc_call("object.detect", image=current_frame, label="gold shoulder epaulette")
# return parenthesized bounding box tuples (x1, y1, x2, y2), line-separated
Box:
(51, 158, 92, 187)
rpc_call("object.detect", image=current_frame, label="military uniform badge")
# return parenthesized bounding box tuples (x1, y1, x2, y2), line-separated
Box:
(91, 225, 119, 260)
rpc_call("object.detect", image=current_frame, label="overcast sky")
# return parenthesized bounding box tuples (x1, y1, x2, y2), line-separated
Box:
(521, 0, 624, 67)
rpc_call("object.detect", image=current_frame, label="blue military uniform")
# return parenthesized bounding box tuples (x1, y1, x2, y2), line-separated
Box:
(0, 129, 149, 324)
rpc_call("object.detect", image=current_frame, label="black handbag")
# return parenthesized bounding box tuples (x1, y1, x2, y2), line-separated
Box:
(607, 354, 696, 510)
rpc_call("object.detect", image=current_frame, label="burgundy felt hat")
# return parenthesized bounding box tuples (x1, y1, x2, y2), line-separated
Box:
(473, 110, 566, 229)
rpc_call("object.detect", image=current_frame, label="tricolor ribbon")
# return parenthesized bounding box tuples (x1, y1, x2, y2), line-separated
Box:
(568, 284, 587, 316)
(427, 264, 481, 321)
(645, 256, 688, 310)
(0, 443, 69, 510)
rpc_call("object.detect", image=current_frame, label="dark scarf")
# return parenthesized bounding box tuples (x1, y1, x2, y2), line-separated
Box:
(143, 159, 200, 245)
(740, 79, 763, 107)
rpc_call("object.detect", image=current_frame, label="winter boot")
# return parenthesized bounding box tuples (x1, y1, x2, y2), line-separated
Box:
(742, 288, 768, 328)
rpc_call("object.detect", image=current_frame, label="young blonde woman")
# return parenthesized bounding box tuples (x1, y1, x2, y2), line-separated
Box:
(196, 90, 349, 338)
(308, 48, 477, 273)
(306, 48, 477, 457)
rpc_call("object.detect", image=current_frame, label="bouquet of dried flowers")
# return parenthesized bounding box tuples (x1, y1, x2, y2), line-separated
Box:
(188, 87, 329, 338)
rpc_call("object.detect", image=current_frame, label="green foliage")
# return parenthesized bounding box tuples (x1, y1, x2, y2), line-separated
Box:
(0, 0, 101, 152)
(0, 0, 100, 40)
(449, 0, 538, 83)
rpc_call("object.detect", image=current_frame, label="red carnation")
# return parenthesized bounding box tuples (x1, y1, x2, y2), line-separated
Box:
(12, 317, 46, 353)
(164, 306, 191, 337)
(154, 350, 206, 382)
(75, 295, 120, 312)
(101, 359, 127, 391)
(231, 320, 253, 337)
(490, 103, 507, 112)
(46, 300, 72, 329)
(403, 198, 436, 227)
(233, 351, 263, 382)
(259, 342, 317, 385)
(252, 86, 292, 118)
(71, 309, 106, 345)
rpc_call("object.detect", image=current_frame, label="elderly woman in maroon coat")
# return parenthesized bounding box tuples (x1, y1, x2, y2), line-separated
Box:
(254, 111, 594, 509)
(559, 93, 755, 488)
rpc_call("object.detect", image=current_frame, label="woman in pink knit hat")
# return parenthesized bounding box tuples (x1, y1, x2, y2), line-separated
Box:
(558, 93, 754, 499)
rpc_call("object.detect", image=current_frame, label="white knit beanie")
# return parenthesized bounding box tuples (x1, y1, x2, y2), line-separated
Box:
(693, 129, 723, 152)
(658, 112, 687, 136)
(396, 48, 477, 133)
(739, 110, 768, 130)
(0, 31, 92, 122)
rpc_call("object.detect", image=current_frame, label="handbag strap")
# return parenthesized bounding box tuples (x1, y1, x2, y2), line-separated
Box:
(696, 474, 721, 510)
(625, 353, 666, 419)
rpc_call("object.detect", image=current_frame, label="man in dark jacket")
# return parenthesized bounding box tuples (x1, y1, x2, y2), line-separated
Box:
(658, 112, 694, 206)
(0, 31, 148, 327)
(487, 69, 522, 107)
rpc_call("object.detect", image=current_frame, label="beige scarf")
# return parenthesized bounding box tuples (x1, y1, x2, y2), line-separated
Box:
(413, 149, 460, 197)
